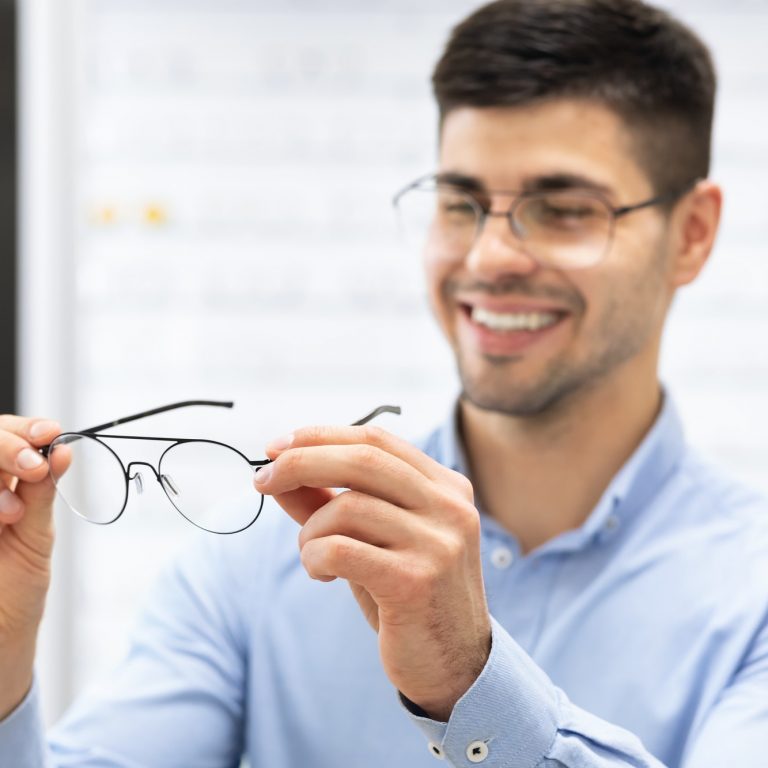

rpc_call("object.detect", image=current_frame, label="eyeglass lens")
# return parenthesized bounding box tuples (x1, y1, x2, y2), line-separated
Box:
(47, 435, 263, 534)
(48, 435, 127, 525)
(158, 440, 263, 533)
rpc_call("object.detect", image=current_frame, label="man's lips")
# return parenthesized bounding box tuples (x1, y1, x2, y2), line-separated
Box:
(456, 300, 571, 355)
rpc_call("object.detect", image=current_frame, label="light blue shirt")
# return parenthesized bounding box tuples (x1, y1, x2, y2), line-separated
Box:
(3, 394, 768, 767)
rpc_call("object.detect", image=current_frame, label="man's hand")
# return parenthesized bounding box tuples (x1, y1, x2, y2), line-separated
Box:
(0, 415, 67, 720)
(255, 424, 491, 722)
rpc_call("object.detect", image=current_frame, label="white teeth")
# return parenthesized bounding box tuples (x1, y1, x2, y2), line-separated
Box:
(471, 306, 559, 332)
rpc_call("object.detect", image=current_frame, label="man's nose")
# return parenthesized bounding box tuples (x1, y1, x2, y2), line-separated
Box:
(464, 211, 539, 277)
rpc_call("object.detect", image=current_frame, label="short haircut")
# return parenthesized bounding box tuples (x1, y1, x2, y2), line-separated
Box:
(432, 0, 717, 194)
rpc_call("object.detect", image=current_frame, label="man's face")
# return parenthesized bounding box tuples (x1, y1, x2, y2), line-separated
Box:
(428, 100, 675, 416)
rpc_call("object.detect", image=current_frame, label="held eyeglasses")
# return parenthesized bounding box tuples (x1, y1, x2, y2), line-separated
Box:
(41, 400, 401, 535)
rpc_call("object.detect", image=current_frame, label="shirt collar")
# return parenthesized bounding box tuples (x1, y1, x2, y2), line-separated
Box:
(432, 389, 687, 554)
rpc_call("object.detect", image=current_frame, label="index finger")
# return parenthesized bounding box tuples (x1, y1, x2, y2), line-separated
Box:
(266, 425, 446, 483)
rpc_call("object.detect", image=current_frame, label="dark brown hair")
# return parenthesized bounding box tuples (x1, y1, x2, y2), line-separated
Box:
(432, 0, 716, 193)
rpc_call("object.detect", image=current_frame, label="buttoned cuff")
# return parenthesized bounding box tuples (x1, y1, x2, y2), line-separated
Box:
(400, 616, 560, 766)
(0, 676, 49, 768)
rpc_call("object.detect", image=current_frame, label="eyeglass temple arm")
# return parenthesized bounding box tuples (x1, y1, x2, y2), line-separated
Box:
(38, 401, 235, 457)
(41, 401, 400, 461)
(76, 400, 235, 435)
(79, 401, 398, 436)
(613, 178, 701, 218)
(250, 405, 402, 467)
(350, 404, 401, 426)
(613, 194, 672, 217)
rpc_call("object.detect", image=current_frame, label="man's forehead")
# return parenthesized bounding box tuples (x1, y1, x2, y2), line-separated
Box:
(438, 100, 629, 143)
(437, 101, 647, 194)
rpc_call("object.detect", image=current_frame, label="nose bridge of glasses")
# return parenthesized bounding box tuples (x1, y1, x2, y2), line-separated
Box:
(469, 208, 537, 272)
(485, 207, 526, 239)
(125, 460, 161, 496)
(126, 460, 160, 478)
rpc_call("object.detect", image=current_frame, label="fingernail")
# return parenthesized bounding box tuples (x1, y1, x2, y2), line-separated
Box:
(253, 464, 273, 486)
(29, 420, 60, 440)
(17, 448, 44, 470)
(265, 433, 293, 454)
(0, 489, 22, 516)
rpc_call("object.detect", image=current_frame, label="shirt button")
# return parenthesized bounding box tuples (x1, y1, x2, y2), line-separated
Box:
(490, 546, 514, 569)
(466, 740, 489, 762)
(428, 742, 444, 759)
(603, 515, 620, 534)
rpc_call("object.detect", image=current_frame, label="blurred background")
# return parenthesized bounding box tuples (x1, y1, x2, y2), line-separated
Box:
(3, 0, 767, 728)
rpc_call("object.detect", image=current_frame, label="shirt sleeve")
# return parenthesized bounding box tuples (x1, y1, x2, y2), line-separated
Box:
(680, 615, 768, 766)
(2, 529, 260, 768)
(402, 615, 768, 768)
(0, 678, 51, 768)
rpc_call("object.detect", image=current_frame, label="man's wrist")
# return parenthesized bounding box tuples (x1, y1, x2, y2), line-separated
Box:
(0, 641, 36, 721)
(404, 681, 479, 722)
(402, 617, 562, 767)
(400, 630, 492, 722)
(0, 676, 34, 722)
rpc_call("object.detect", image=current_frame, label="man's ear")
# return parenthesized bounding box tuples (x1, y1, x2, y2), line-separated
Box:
(668, 180, 722, 288)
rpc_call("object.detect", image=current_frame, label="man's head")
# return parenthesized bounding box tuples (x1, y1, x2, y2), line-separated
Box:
(432, 0, 716, 196)
(419, 0, 721, 417)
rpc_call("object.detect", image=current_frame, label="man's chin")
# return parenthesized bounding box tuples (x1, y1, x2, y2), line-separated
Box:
(457, 363, 580, 418)
(459, 375, 549, 416)
(460, 386, 558, 418)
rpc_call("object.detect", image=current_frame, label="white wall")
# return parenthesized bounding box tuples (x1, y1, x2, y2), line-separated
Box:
(18, 0, 768, 726)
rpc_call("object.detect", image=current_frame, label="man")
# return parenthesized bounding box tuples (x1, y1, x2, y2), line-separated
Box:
(1, 0, 766, 765)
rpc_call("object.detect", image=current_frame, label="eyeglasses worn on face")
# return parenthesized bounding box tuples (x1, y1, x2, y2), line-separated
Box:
(393, 174, 699, 269)
(40, 400, 401, 535)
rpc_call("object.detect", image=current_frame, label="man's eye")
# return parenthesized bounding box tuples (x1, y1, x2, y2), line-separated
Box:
(443, 202, 475, 214)
(524, 196, 607, 231)
(541, 203, 597, 219)
(437, 197, 478, 220)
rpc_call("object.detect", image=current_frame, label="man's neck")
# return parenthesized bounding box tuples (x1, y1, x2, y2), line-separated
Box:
(459, 370, 663, 554)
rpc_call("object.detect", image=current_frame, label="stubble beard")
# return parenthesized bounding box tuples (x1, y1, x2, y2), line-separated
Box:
(457, 331, 638, 418)
(454, 249, 669, 419)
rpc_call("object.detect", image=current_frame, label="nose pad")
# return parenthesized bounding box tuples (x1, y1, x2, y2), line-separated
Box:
(160, 474, 180, 497)
(131, 472, 144, 495)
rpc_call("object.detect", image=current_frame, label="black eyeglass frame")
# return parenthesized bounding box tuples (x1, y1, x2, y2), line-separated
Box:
(392, 174, 701, 268)
(40, 400, 402, 535)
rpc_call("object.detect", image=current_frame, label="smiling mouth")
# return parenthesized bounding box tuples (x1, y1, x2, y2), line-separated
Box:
(460, 304, 567, 333)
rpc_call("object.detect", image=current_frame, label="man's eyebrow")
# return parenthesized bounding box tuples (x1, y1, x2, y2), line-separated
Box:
(434, 171, 615, 197)
(521, 173, 615, 196)
(434, 171, 487, 192)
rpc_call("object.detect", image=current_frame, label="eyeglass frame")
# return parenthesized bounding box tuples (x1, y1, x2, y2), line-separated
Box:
(40, 400, 402, 535)
(392, 173, 701, 268)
